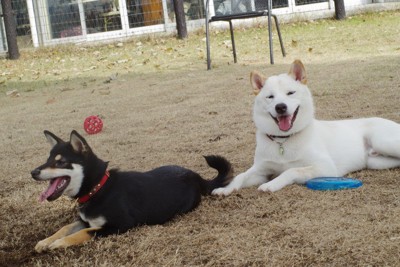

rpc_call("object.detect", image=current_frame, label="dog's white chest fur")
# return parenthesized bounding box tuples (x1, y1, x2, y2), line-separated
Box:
(79, 213, 107, 228)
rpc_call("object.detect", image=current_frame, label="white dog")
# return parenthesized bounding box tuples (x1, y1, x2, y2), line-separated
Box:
(213, 60, 400, 194)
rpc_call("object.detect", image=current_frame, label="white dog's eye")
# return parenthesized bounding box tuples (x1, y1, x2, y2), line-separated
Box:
(266, 95, 274, 99)
(287, 91, 296, 96)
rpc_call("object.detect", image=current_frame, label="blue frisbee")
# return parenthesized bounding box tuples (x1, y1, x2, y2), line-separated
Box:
(306, 177, 363, 191)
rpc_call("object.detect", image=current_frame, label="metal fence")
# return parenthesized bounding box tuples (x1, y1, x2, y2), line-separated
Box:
(6, 0, 205, 47)
(7, 0, 327, 41)
(1, 0, 396, 50)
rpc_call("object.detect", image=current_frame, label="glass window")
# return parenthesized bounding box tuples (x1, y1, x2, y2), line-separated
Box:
(166, 0, 204, 24)
(273, 0, 289, 8)
(83, 0, 122, 33)
(46, 0, 124, 39)
(47, 0, 82, 39)
(295, 0, 328, 6)
(12, 0, 31, 36)
(128, 0, 164, 28)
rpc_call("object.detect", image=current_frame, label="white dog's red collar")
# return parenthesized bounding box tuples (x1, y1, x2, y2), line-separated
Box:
(78, 171, 110, 204)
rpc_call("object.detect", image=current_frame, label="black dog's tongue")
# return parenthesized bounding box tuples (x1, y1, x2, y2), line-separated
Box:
(39, 177, 68, 202)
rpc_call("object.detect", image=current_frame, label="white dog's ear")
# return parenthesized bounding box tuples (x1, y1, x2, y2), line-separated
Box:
(289, 60, 307, 84)
(250, 71, 266, 95)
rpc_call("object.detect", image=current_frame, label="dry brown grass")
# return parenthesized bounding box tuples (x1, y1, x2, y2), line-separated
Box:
(1, 10, 400, 266)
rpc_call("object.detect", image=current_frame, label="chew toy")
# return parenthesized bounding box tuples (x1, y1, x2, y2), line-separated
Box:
(84, 115, 103, 134)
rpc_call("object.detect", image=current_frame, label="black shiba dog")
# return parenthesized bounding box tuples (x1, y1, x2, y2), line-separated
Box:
(31, 130, 233, 252)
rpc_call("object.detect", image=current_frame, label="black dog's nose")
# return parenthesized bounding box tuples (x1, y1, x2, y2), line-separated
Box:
(275, 103, 287, 115)
(31, 169, 40, 178)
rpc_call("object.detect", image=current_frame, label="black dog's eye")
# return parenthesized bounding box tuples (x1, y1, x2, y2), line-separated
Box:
(55, 159, 68, 167)
(287, 91, 296, 96)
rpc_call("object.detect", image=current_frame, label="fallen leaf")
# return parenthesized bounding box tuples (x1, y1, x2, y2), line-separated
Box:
(6, 90, 20, 97)
(99, 89, 111, 95)
(116, 59, 128, 64)
(46, 97, 56, 104)
(84, 66, 97, 72)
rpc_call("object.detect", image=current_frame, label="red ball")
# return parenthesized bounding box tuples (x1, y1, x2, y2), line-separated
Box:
(84, 115, 103, 134)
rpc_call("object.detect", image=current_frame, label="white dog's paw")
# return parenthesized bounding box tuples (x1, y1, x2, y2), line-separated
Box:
(258, 181, 284, 192)
(212, 187, 235, 196)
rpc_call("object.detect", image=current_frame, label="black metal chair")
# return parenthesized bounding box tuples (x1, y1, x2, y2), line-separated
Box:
(205, 0, 286, 70)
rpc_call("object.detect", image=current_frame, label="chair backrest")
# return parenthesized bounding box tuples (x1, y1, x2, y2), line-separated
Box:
(210, 0, 270, 16)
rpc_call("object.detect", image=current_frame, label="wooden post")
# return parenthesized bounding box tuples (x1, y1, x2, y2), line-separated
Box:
(333, 0, 346, 20)
(172, 0, 187, 39)
(1, 0, 20, 59)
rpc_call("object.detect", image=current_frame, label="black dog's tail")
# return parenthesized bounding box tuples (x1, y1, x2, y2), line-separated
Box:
(200, 155, 233, 195)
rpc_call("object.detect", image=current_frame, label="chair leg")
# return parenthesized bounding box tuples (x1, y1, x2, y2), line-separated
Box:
(206, 20, 212, 70)
(267, 10, 273, 64)
(228, 20, 237, 64)
(272, 14, 286, 57)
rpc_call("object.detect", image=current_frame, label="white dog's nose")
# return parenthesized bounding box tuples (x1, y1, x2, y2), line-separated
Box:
(275, 103, 287, 114)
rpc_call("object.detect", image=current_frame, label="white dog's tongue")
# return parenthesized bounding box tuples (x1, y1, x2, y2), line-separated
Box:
(39, 177, 64, 202)
(278, 115, 292, 131)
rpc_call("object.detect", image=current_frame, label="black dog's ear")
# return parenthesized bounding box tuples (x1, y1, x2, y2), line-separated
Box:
(44, 130, 63, 148)
(70, 130, 91, 154)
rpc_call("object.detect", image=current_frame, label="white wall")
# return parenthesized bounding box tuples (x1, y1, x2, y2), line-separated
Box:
(345, 0, 372, 7)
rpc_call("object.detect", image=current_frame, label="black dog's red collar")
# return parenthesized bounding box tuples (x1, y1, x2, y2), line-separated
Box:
(78, 171, 110, 204)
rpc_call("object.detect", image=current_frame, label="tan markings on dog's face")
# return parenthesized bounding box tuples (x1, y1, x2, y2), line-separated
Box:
(55, 155, 62, 161)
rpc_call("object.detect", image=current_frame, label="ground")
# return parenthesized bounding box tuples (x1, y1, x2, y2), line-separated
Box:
(0, 11, 400, 266)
